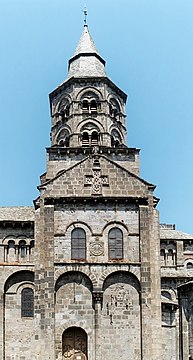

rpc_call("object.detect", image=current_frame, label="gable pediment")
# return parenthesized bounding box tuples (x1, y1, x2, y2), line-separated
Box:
(39, 155, 155, 200)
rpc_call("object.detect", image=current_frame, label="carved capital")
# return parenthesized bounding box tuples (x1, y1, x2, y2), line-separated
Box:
(92, 291, 103, 304)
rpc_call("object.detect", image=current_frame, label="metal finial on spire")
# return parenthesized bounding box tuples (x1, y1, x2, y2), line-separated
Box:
(83, 4, 88, 26)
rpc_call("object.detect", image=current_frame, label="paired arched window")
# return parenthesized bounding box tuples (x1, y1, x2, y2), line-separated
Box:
(71, 228, 86, 260)
(21, 288, 34, 317)
(108, 228, 123, 260)
(82, 99, 98, 113)
(81, 131, 99, 146)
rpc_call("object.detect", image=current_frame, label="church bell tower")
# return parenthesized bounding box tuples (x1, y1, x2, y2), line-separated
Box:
(34, 22, 162, 360)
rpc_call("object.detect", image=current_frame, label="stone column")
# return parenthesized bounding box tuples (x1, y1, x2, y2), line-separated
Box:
(93, 291, 103, 360)
(175, 307, 180, 360)
(34, 203, 55, 360)
(139, 201, 162, 360)
(176, 241, 184, 267)
(179, 295, 189, 360)
(0, 293, 4, 360)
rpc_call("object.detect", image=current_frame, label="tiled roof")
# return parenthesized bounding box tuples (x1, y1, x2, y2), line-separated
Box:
(160, 228, 193, 240)
(0, 207, 35, 222)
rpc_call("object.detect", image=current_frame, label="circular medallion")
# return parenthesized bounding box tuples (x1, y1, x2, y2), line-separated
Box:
(90, 239, 104, 256)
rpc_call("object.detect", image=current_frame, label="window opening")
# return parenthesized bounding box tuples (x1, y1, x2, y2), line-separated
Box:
(82, 99, 98, 114)
(187, 262, 193, 269)
(184, 241, 193, 252)
(82, 100, 89, 112)
(90, 100, 97, 113)
(82, 132, 89, 146)
(21, 288, 34, 317)
(161, 291, 172, 300)
(8, 240, 15, 252)
(91, 131, 99, 146)
(19, 240, 26, 258)
(108, 227, 123, 260)
(71, 228, 86, 260)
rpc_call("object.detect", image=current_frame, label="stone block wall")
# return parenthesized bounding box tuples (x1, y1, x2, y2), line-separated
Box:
(54, 203, 139, 264)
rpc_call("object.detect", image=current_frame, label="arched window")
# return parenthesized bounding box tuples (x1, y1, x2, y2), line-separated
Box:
(21, 288, 34, 317)
(111, 129, 122, 148)
(7, 240, 16, 262)
(90, 100, 97, 112)
(65, 104, 70, 117)
(108, 228, 123, 260)
(91, 131, 99, 145)
(82, 132, 89, 146)
(61, 105, 70, 119)
(71, 228, 86, 260)
(168, 249, 173, 258)
(8, 240, 15, 252)
(187, 262, 193, 269)
(82, 100, 89, 112)
(19, 240, 26, 258)
(109, 98, 120, 118)
(161, 290, 172, 300)
(56, 129, 70, 147)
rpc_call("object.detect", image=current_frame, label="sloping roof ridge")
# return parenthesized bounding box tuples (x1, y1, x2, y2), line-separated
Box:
(100, 154, 156, 189)
(38, 156, 90, 189)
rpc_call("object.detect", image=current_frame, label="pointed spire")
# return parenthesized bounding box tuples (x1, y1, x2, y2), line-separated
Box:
(68, 25, 106, 78)
(73, 25, 99, 57)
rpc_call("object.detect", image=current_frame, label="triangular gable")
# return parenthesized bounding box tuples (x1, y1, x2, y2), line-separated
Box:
(39, 155, 155, 199)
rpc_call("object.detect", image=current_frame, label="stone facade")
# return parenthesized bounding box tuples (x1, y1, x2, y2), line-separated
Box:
(0, 24, 193, 360)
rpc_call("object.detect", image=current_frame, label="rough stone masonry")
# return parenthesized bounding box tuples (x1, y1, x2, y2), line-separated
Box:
(0, 24, 193, 360)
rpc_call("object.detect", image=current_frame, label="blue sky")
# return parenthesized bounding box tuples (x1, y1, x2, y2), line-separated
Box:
(0, 0, 193, 233)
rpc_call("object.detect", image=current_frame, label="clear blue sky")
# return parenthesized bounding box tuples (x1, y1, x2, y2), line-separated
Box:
(0, 0, 193, 234)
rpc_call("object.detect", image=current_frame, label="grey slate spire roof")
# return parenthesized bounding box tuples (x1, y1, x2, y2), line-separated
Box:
(68, 25, 106, 78)
(73, 25, 99, 56)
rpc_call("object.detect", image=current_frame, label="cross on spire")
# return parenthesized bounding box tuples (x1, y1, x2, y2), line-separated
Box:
(83, 4, 88, 26)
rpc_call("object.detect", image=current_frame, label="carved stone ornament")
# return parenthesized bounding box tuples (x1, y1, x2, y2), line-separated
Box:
(84, 171, 109, 195)
(93, 291, 103, 303)
(90, 237, 104, 256)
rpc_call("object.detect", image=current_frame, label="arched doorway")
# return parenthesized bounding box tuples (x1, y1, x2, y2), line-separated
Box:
(62, 327, 87, 360)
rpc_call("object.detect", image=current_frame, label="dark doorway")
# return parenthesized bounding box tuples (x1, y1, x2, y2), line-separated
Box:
(62, 327, 87, 360)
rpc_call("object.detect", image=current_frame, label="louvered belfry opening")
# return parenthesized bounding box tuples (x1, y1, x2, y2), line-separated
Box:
(71, 228, 86, 260)
(108, 228, 123, 260)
